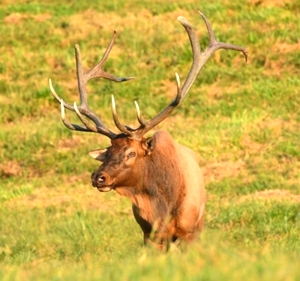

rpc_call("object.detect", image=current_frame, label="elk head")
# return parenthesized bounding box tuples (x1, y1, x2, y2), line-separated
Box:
(88, 134, 156, 193)
(49, 12, 247, 193)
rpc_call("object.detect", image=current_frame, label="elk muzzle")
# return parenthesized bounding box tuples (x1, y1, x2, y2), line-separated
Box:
(91, 171, 115, 192)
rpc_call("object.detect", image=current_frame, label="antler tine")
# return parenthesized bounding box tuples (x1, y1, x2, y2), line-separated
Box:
(87, 31, 135, 82)
(59, 99, 91, 132)
(49, 79, 74, 111)
(111, 95, 134, 136)
(50, 79, 102, 133)
(134, 101, 147, 126)
(50, 31, 134, 139)
(73, 102, 99, 132)
(130, 12, 247, 139)
(175, 72, 181, 95)
(197, 11, 248, 63)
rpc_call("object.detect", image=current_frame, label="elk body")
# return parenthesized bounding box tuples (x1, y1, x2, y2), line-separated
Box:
(50, 12, 247, 247)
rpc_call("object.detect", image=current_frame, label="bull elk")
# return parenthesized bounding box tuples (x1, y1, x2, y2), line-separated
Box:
(49, 12, 247, 248)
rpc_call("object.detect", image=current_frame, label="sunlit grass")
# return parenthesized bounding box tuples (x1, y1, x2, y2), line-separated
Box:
(0, 0, 299, 280)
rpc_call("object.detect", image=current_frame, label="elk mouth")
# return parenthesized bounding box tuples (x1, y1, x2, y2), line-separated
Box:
(95, 181, 115, 192)
(92, 173, 115, 192)
(97, 186, 113, 192)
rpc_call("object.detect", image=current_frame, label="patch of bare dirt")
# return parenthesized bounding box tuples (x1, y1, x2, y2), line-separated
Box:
(263, 41, 300, 76)
(4, 13, 29, 24)
(32, 13, 51, 22)
(248, 0, 292, 7)
(272, 42, 300, 54)
(57, 136, 85, 153)
(240, 118, 298, 157)
(240, 134, 266, 155)
(0, 161, 22, 178)
(4, 13, 51, 24)
(239, 189, 300, 203)
(202, 160, 245, 182)
(205, 82, 225, 99)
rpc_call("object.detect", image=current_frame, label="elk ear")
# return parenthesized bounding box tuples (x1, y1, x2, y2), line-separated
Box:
(142, 136, 156, 155)
(88, 149, 107, 162)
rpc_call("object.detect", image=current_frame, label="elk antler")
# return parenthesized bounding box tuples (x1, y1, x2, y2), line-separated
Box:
(49, 31, 134, 139)
(119, 11, 247, 140)
(50, 12, 247, 141)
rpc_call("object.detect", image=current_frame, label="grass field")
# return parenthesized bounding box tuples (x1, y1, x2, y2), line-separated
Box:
(0, 0, 299, 280)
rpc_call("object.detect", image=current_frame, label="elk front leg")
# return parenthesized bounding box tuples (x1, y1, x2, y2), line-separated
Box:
(132, 204, 153, 244)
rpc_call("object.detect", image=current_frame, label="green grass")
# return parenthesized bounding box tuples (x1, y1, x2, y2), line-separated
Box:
(0, 0, 299, 280)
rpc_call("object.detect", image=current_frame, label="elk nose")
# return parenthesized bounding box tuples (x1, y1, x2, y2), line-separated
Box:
(97, 174, 106, 184)
(91, 171, 109, 187)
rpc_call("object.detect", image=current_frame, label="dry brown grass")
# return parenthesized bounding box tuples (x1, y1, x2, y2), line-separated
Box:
(239, 189, 300, 203)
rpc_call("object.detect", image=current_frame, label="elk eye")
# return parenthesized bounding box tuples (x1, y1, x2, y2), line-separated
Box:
(127, 151, 136, 159)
